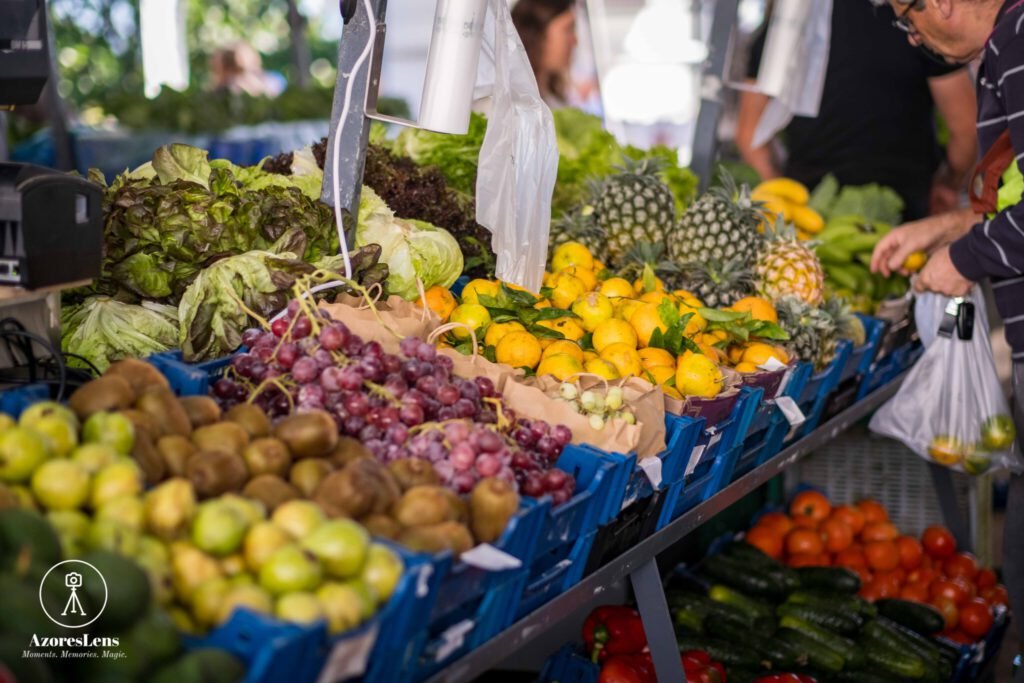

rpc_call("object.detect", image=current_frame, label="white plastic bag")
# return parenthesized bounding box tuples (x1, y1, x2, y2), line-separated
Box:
(870, 287, 1023, 475)
(473, 0, 559, 293)
(753, 0, 833, 148)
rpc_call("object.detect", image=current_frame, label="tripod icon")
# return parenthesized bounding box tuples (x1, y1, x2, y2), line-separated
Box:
(62, 573, 86, 617)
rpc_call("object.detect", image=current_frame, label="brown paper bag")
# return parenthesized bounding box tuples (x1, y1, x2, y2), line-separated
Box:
(318, 293, 439, 354)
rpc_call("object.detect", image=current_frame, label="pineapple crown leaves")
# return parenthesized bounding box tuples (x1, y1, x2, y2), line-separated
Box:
(776, 295, 835, 332)
(683, 257, 756, 289)
(622, 241, 684, 280)
(761, 215, 820, 247)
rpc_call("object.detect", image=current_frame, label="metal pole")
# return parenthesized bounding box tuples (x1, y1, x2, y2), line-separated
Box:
(928, 463, 972, 553)
(287, 0, 311, 89)
(42, 2, 73, 171)
(631, 559, 685, 683)
(689, 0, 740, 191)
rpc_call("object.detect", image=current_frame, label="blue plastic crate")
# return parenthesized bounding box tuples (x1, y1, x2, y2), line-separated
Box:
(838, 314, 886, 384)
(0, 383, 52, 418)
(515, 531, 597, 619)
(449, 276, 470, 299)
(614, 414, 701, 512)
(856, 337, 923, 401)
(785, 340, 853, 442)
(539, 644, 599, 683)
(148, 350, 235, 397)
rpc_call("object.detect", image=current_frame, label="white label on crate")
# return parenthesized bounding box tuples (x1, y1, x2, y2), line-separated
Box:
(317, 622, 379, 683)
(435, 619, 475, 662)
(708, 432, 723, 450)
(685, 445, 706, 477)
(775, 396, 806, 427)
(775, 366, 795, 399)
(638, 457, 663, 489)
(460, 543, 522, 571)
(416, 564, 434, 598)
(758, 357, 788, 372)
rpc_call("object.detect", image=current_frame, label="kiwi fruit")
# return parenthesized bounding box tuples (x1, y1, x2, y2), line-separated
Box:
(186, 451, 249, 498)
(441, 488, 469, 524)
(242, 438, 292, 478)
(179, 397, 222, 429)
(397, 522, 474, 556)
(105, 358, 170, 396)
(156, 435, 197, 477)
(392, 486, 455, 527)
(242, 475, 300, 511)
(469, 477, 520, 544)
(119, 409, 157, 437)
(387, 459, 440, 491)
(224, 404, 271, 439)
(136, 386, 192, 438)
(192, 422, 250, 457)
(327, 437, 373, 468)
(289, 459, 335, 498)
(132, 426, 167, 486)
(313, 468, 372, 519)
(273, 411, 338, 459)
(360, 514, 401, 539)
(69, 375, 135, 419)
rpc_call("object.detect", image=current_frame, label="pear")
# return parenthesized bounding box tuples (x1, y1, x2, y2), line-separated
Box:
(361, 544, 404, 603)
(31, 459, 90, 510)
(316, 582, 364, 634)
(218, 584, 273, 625)
(300, 519, 370, 579)
(90, 459, 144, 509)
(275, 592, 325, 625)
(270, 500, 325, 539)
(192, 577, 231, 627)
(170, 542, 223, 602)
(258, 544, 322, 596)
(145, 478, 196, 539)
(70, 443, 119, 475)
(191, 499, 250, 557)
(96, 495, 146, 532)
(243, 522, 293, 573)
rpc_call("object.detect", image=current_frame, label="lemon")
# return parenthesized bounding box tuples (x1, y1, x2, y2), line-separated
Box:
(448, 303, 491, 340)
(536, 353, 584, 381)
(592, 319, 638, 353)
(741, 342, 789, 367)
(629, 303, 669, 348)
(638, 347, 675, 369)
(543, 340, 585, 362)
(561, 266, 597, 292)
(551, 241, 594, 272)
(600, 278, 635, 299)
(495, 331, 543, 369)
(536, 317, 586, 342)
(663, 386, 684, 400)
(676, 353, 723, 397)
(677, 302, 707, 335)
(639, 290, 675, 305)
(644, 365, 675, 387)
(593, 260, 607, 274)
(633, 276, 665, 295)
(615, 298, 644, 322)
(584, 358, 620, 380)
(550, 272, 587, 309)
(534, 298, 552, 309)
(582, 350, 599, 362)
(729, 296, 778, 323)
(727, 345, 745, 365)
(600, 343, 643, 378)
(695, 342, 723, 362)
(484, 321, 526, 348)
(681, 295, 704, 309)
(461, 279, 501, 305)
(672, 289, 697, 300)
(735, 361, 758, 374)
(571, 292, 614, 332)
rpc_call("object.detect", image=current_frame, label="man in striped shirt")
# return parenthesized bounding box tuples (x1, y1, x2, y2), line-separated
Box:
(871, 0, 1023, 674)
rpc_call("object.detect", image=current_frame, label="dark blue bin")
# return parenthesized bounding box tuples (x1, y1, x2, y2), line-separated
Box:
(539, 644, 599, 683)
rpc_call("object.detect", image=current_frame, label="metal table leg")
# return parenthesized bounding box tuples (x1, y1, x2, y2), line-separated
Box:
(631, 558, 685, 682)
(929, 463, 972, 553)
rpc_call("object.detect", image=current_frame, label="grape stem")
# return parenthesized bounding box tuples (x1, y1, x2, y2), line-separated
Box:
(301, 269, 402, 340)
(364, 379, 401, 407)
(247, 376, 296, 411)
(483, 397, 512, 431)
(226, 290, 272, 331)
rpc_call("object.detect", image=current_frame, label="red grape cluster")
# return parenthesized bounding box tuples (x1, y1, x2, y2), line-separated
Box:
(211, 301, 576, 503)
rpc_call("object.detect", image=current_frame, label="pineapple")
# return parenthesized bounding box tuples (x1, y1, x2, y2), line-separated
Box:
(619, 242, 684, 290)
(776, 295, 838, 370)
(668, 170, 764, 266)
(756, 222, 825, 306)
(825, 296, 866, 347)
(683, 259, 757, 309)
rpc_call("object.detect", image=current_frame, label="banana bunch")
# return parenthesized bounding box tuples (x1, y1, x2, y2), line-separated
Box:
(815, 215, 910, 310)
(753, 178, 825, 240)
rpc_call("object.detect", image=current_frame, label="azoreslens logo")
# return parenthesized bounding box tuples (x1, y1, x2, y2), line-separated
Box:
(38, 559, 108, 629)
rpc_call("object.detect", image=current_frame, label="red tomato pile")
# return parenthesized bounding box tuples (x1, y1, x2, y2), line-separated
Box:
(744, 491, 1008, 643)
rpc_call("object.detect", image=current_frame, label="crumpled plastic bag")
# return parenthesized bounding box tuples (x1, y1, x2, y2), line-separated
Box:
(473, 0, 559, 293)
(870, 287, 1023, 475)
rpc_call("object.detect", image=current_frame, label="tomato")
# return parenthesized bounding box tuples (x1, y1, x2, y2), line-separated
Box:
(921, 526, 957, 560)
(981, 584, 1009, 607)
(746, 526, 784, 560)
(864, 541, 900, 571)
(785, 528, 824, 557)
(856, 499, 889, 525)
(852, 565, 873, 585)
(788, 553, 824, 568)
(899, 582, 930, 603)
(860, 581, 885, 601)
(873, 569, 903, 597)
(835, 547, 866, 570)
(896, 536, 924, 571)
(758, 512, 794, 536)
(907, 567, 937, 585)
(930, 579, 969, 606)
(931, 595, 960, 630)
(861, 522, 900, 543)
(944, 629, 975, 645)
(975, 568, 998, 590)
(830, 504, 866, 535)
(821, 518, 854, 553)
(943, 553, 979, 581)
(790, 490, 832, 521)
(790, 514, 820, 530)
(958, 598, 994, 638)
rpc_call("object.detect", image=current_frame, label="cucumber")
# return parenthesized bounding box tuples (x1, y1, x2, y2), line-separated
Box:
(674, 635, 762, 670)
(875, 599, 945, 636)
(775, 627, 845, 673)
(865, 620, 945, 682)
(776, 603, 862, 635)
(668, 590, 761, 629)
(787, 589, 877, 618)
(673, 605, 704, 634)
(829, 671, 905, 683)
(702, 554, 791, 599)
(724, 541, 800, 590)
(706, 616, 803, 669)
(709, 584, 775, 620)
(861, 644, 927, 680)
(778, 614, 864, 669)
(795, 566, 862, 594)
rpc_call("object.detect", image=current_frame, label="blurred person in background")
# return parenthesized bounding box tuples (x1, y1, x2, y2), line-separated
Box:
(512, 0, 578, 109)
(209, 42, 285, 98)
(735, 0, 977, 220)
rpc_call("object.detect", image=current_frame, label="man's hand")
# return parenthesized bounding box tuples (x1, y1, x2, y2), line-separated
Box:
(871, 216, 948, 276)
(912, 246, 974, 296)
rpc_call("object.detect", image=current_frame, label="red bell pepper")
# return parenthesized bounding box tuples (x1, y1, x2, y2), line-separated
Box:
(682, 650, 727, 683)
(755, 675, 816, 683)
(598, 653, 656, 683)
(583, 606, 647, 662)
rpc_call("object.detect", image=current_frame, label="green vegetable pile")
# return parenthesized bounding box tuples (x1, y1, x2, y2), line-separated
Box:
(808, 174, 905, 226)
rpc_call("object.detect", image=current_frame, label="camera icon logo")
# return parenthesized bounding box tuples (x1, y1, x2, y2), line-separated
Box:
(38, 560, 108, 629)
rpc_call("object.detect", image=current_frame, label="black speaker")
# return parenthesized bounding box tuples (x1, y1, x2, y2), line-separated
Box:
(0, 0, 50, 106)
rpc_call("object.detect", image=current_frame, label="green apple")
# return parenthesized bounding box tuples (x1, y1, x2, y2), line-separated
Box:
(70, 443, 119, 475)
(30, 459, 90, 510)
(90, 460, 143, 509)
(20, 401, 78, 431)
(83, 411, 135, 455)
(258, 544, 322, 596)
(192, 499, 250, 557)
(275, 591, 325, 625)
(360, 544, 403, 603)
(270, 500, 325, 539)
(96, 495, 146, 532)
(0, 426, 51, 482)
(244, 522, 292, 572)
(28, 416, 78, 457)
(86, 518, 141, 555)
(218, 584, 273, 625)
(300, 519, 369, 579)
(316, 582, 364, 634)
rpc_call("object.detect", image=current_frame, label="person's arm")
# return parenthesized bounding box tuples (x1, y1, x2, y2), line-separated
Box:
(735, 85, 779, 181)
(871, 208, 979, 276)
(928, 70, 979, 214)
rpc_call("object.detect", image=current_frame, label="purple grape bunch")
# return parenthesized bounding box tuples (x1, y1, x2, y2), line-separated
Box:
(212, 302, 577, 504)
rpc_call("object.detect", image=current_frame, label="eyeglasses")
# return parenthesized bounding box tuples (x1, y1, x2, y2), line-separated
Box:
(892, 0, 923, 35)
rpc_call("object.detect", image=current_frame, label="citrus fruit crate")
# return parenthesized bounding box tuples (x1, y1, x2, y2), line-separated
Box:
(658, 388, 762, 527)
(538, 643, 600, 683)
(617, 413, 703, 512)
(732, 364, 813, 481)
(784, 340, 853, 444)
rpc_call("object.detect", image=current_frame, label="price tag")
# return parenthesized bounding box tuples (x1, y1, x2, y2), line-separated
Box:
(434, 619, 475, 662)
(775, 396, 806, 428)
(317, 623, 379, 683)
(707, 432, 723, 450)
(460, 543, 522, 571)
(757, 357, 788, 372)
(685, 445, 706, 477)
(415, 564, 434, 598)
(638, 457, 663, 489)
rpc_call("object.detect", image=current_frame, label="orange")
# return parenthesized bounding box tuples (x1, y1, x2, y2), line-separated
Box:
(644, 365, 675, 388)
(417, 285, 457, 322)
(460, 279, 501, 305)
(821, 518, 854, 553)
(789, 490, 832, 522)
(745, 526, 783, 560)
(734, 362, 758, 374)
(638, 347, 676, 369)
(599, 277, 634, 299)
(729, 296, 778, 323)
(542, 340, 585, 363)
(629, 303, 669, 348)
(864, 540, 900, 571)
(857, 499, 889, 525)
(742, 342, 789, 367)
(639, 290, 675, 305)
(785, 528, 824, 557)
(592, 319, 638, 353)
